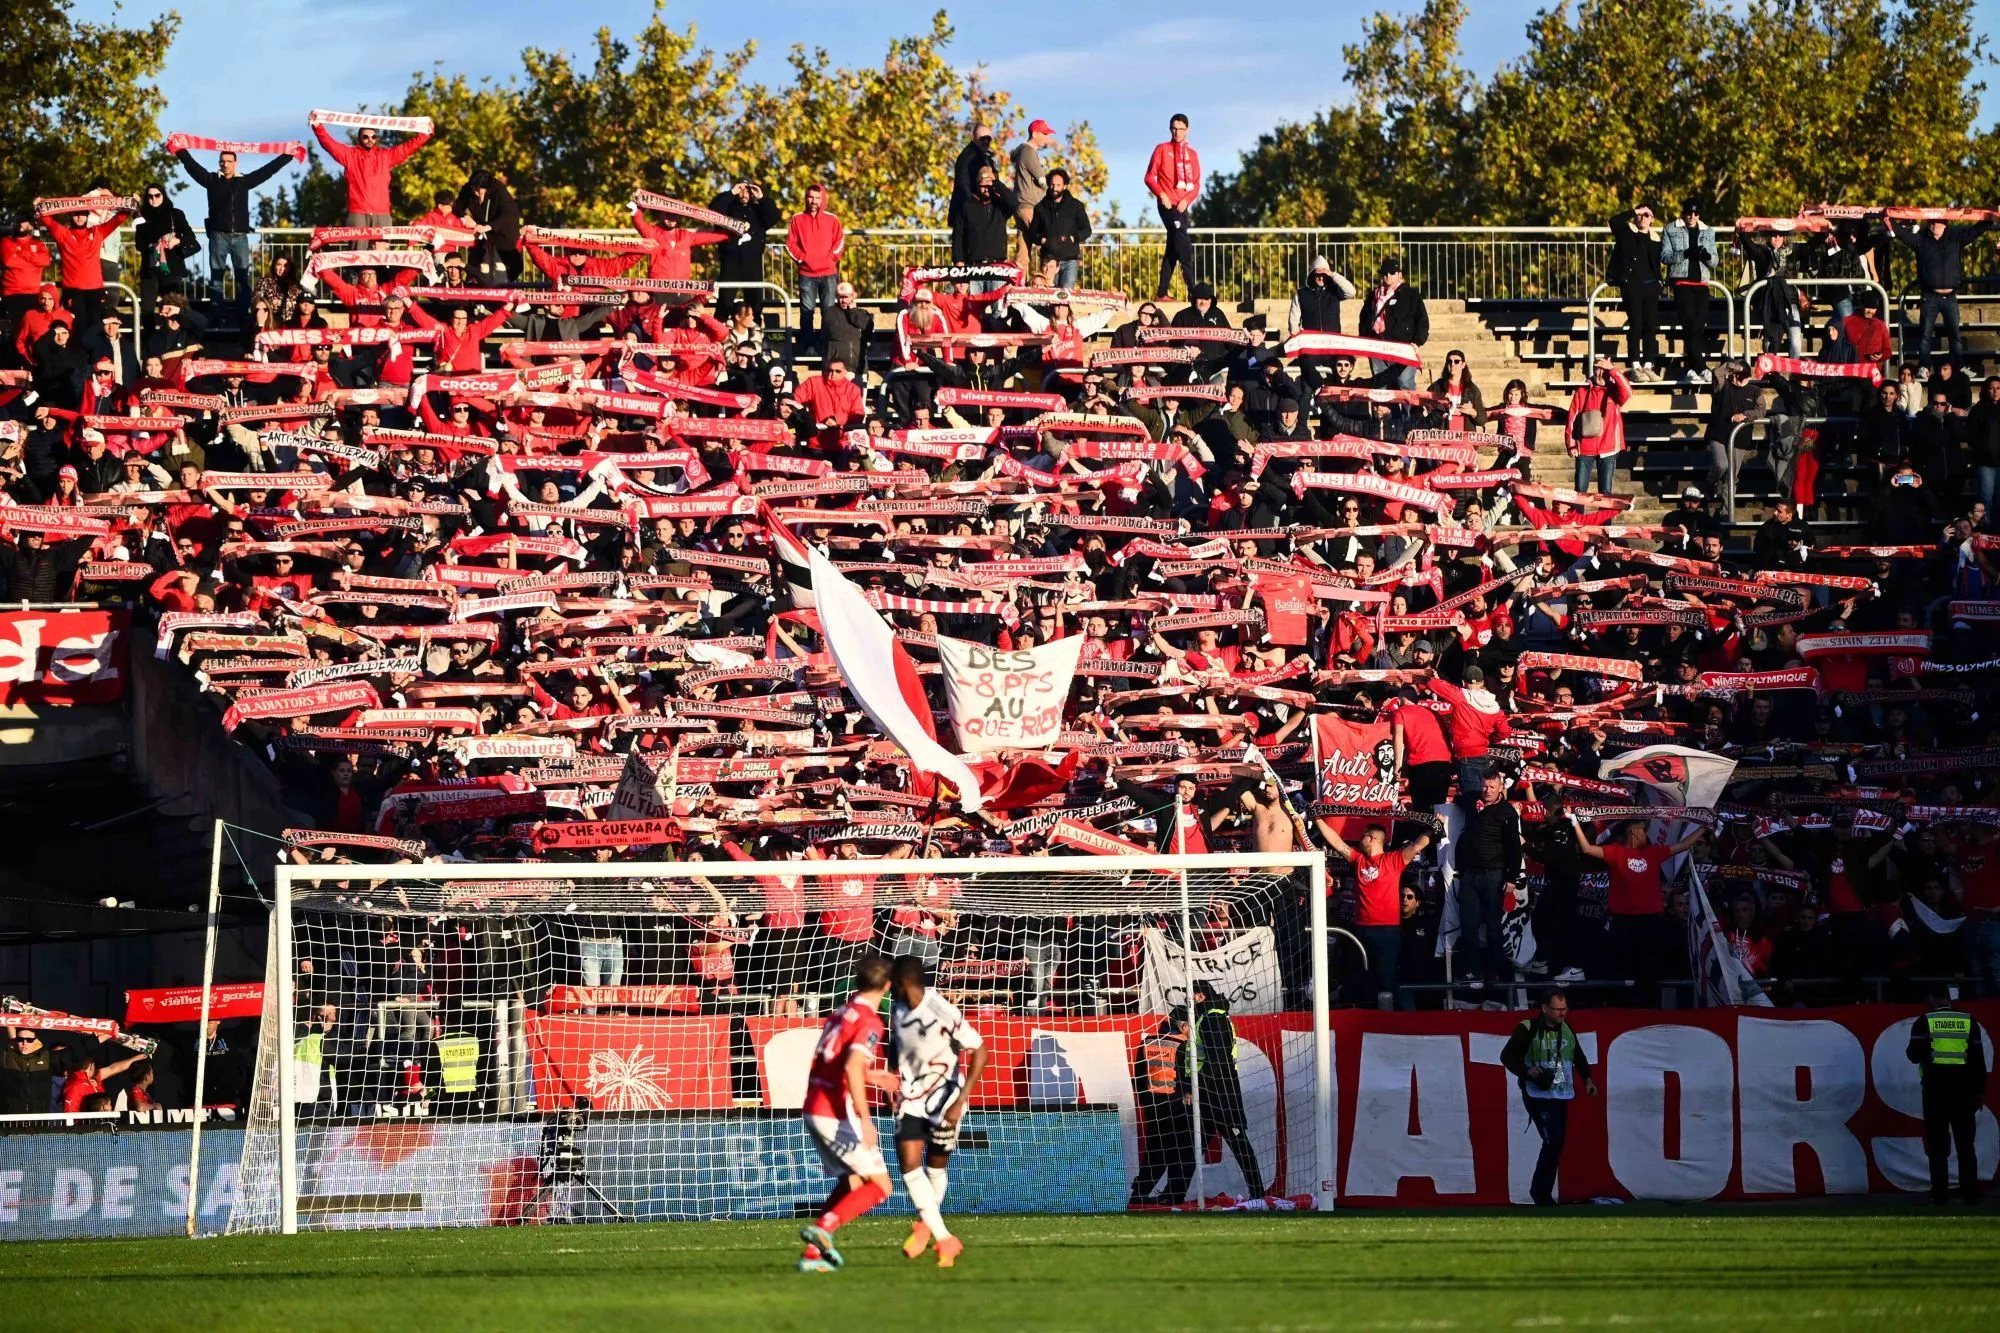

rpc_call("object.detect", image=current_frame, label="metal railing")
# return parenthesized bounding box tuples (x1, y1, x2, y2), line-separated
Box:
(101, 222, 2000, 317)
(714, 280, 794, 333)
(1720, 412, 1860, 522)
(1584, 280, 1735, 379)
(108, 224, 1670, 308)
(1740, 276, 1894, 361)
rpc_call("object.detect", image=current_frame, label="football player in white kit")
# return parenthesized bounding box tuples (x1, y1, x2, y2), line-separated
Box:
(888, 954, 988, 1267)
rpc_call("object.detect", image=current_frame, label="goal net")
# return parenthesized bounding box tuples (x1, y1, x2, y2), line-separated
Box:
(226, 852, 1330, 1233)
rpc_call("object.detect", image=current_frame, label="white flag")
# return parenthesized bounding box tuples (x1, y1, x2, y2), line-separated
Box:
(808, 546, 985, 812)
(938, 634, 1084, 754)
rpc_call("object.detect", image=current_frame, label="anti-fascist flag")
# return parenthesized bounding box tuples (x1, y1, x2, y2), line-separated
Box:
(1310, 714, 1398, 836)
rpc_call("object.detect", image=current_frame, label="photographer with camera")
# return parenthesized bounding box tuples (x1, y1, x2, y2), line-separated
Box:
(1500, 988, 1598, 1206)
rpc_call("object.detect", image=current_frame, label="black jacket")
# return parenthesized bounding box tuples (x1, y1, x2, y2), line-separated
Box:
(1607, 211, 1662, 287)
(1702, 375, 1763, 447)
(144, 308, 209, 362)
(1293, 276, 1345, 333)
(0, 535, 92, 602)
(1752, 515, 1812, 569)
(1454, 790, 1524, 880)
(134, 203, 199, 280)
(1907, 1004, 1989, 1092)
(824, 303, 875, 374)
(1968, 397, 2000, 470)
(1176, 998, 1248, 1107)
(1525, 810, 1586, 884)
(948, 137, 1000, 229)
(953, 183, 1018, 265)
(175, 151, 289, 233)
(453, 179, 521, 249)
(708, 190, 781, 282)
(1500, 1017, 1593, 1090)
(1894, 220, 1995, 292)
(1027, 191, 1092, 262)
(1355, 283, 1429, 345)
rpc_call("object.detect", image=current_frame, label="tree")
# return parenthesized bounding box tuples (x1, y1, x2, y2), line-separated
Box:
(1197, 0, 1480, 228)
(320, 4, 1105, 233)
(255, 150, 346, 229)
(1203, 0, 1999, 227)
(1, 1, 179, 216)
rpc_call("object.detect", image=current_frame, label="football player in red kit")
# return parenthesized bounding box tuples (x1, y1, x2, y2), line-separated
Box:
(797, 953, 897, 1273)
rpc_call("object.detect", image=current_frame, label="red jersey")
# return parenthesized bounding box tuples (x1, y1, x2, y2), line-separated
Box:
(1605, 844, 1673, 916)
(61, 1069, 106, 1112)
(1347, 848, 1408, 927)
(1826, 853, 1866, 914)
(820, 871, 877, 944)
(804, 995, 884, 1119)
(1388, 698, 1451, 767)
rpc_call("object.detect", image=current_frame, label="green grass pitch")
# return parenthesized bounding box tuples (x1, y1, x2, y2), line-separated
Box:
(1, 1208, 1995, 1331)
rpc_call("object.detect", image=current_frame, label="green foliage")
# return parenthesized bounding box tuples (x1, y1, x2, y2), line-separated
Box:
(330, 4, 1108, 232)
(25, 1211, 2000, 1331)
(0, 1, 179, 216)
(254, 150, 346, 229)
(1204, 0, 1999, 227)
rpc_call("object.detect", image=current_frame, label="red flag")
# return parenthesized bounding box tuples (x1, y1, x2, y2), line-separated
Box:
(1310, 714, 1398, 836)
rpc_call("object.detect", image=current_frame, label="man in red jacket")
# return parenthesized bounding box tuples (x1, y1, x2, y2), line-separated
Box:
(794, 359, 864, 449)
(785, 184, 844, 355)
(1144, 114, 1200, 300)
(406, 301, 517, 373)
(630, 201, 732, 281)
(2, 219, 52, 327)
(13, 285, 72, 366)
(40, 197, 131, 325)
(1426, 664, 1512, 791)
(309, 112, 433, 226)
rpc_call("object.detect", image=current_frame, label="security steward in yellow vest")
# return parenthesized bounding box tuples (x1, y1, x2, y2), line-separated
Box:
(432, 1026, 481, 1109)
(1906, 991, 1988, 1204)
(1127, 1008, 1190, 1207)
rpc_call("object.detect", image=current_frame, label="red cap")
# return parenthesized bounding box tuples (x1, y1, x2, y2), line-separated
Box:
(58, 465, 78, 480)
(1029, 118, 1054, 136)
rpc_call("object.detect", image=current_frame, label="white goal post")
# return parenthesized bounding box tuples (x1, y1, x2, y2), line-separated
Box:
(226, 852, 1331, 1234)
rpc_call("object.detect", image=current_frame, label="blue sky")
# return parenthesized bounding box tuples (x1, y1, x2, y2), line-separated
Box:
(84, 0, 2000, 220)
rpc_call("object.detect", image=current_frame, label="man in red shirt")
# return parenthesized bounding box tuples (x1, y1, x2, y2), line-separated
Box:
(1576, 817, 1707, 1003)
(309, 113, 433, 226)
(793, 359, 864, 449)
(40, 197, 131, 325)
(1426, 665, 1513, 791)
(60, 1048, 145, 1112)
(797, 952, 896, 1273)
(785, 184, 844, 355)
(630, 203, 732, 281)
(1144, 114, 1201, 300)
(1321, 820, 1432, 1005)
(1388, 685, 1455, 810)
(1, 220, 52, 326)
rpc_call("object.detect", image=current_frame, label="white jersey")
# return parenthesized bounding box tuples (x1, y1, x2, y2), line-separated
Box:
(890, 988, 984, 1122)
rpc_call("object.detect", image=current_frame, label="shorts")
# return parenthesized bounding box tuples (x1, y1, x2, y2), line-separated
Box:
(896, 1113, 961, 1156)
(805, 1112, 887, 1179)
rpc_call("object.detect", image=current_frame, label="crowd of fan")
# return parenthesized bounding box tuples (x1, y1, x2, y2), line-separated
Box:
(2, 109, 2000, 1019)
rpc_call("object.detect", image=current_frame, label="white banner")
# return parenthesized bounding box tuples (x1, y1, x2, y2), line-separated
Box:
(1140, 926, 1283, 1015)
(937, 635, 1084, 755)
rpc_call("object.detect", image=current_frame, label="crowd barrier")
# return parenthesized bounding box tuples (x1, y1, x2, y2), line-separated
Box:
(6, 1003, 1986, 1239)
(0, 1127, 242, 1241)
